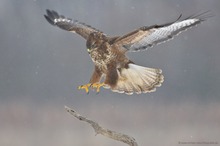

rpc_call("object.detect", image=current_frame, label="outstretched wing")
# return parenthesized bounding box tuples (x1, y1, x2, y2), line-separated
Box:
(44, 9, 102, 40)
(113, 12, 212, 52)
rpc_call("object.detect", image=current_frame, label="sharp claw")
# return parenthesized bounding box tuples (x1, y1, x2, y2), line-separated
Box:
(91, 82, 105, 93)
(78, 83, 105, 94)
(96, 86, 101, 93)
(78, 83, 91, 94)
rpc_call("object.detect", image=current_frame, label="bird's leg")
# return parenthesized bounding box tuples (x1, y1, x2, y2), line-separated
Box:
(78, 66, 103, 94)
(78, 83, 92, 94)
(91, 82, 106, 93)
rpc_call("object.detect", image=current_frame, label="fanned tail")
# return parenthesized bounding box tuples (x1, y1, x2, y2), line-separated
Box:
(110, 64, 164, 95)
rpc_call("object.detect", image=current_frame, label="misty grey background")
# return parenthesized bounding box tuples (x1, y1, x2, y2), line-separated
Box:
(0, 0, 220, 146)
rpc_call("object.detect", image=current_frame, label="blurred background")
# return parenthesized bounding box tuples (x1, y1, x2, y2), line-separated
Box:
(0, 0, 220, 146)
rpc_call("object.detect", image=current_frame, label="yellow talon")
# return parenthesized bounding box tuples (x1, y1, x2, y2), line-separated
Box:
(78, 83, 92, 94)
(91, 82, 105, 93)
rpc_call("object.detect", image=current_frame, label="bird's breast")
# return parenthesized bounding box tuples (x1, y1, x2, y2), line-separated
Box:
(90, 47, 116, 70)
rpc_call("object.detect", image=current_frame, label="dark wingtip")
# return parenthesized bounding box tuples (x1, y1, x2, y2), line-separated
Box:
(44, 9, 62, 25)
(51, 10, 59, 18)
(46, 9, 55, 19)
(176, 14, 182, 21)
(45, 9, 60, 19)
(44, 14, 55, 25)
(46, 9, 50, 14)
(184, 10, 214, 21)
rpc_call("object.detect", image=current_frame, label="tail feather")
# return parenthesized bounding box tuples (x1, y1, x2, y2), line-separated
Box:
(111, 64, 164, 95)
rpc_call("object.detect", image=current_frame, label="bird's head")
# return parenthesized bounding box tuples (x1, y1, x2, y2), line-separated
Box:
(86, 32, 107, 53)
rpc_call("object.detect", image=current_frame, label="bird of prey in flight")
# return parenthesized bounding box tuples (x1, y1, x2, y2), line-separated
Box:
(44, 10, 210, 95)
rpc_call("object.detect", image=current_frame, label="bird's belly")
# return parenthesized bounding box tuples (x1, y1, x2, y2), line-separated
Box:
(90, 55, 108, 71)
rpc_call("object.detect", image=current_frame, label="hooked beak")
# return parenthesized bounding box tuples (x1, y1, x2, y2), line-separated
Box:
(87, 48, 91, 54)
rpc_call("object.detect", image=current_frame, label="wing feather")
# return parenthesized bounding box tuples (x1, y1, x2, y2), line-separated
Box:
(44, 9, 102, 40)
(113, 12, 212, 52)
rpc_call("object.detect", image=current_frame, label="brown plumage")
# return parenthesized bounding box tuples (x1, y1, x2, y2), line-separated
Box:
(44, 9, 211, 95)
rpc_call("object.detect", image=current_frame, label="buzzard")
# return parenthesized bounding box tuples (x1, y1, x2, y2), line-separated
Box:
(44, 10, 210, 95)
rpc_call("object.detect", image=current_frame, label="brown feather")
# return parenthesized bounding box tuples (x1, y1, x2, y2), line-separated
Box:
(89, 66, 103, 83)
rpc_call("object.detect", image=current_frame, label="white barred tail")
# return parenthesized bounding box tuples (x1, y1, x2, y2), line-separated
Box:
(111, 64, 164, 95)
